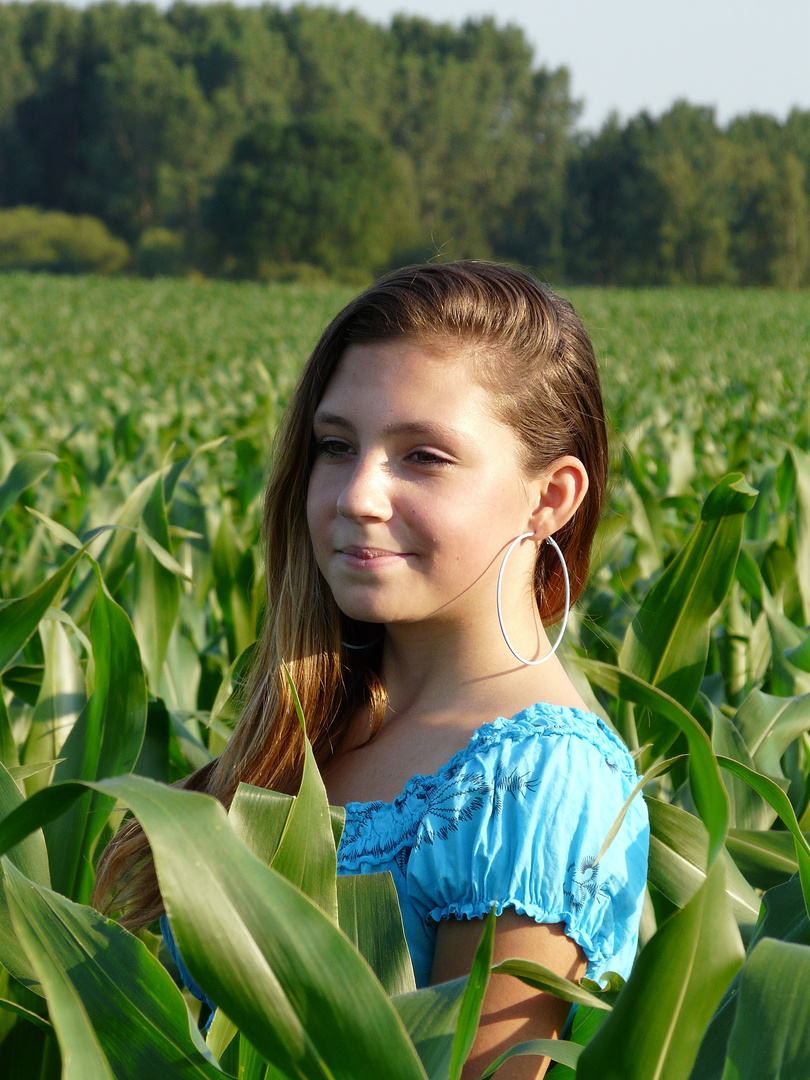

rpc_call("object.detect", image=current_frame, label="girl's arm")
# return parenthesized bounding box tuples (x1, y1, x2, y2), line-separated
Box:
(430, 911, 587, 1080)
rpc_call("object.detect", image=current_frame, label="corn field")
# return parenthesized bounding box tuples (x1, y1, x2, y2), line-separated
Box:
(1, 274, 810, 1078)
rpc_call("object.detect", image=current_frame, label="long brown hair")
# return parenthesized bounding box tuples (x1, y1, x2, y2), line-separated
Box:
(93, 261, 608, 928)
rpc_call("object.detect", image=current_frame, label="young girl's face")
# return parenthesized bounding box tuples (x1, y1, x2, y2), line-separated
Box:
(306, 339, 542, 629)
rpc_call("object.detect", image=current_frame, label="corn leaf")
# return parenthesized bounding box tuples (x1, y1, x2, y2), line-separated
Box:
(575, 659, 729, 865)
(0, 452, 59, 528)
(0, 759, 49, 993)
(274, 666, 338, 924)
(720, 938, 810, 1079)
(717, 755, 810, 918)
(577, 859, 744, 1080)
(732, 689, 810, 779)
(725, 828, 799, 890)
(336, 872, 416, 996)
(3, 859, 226, 1080)
(490, 960, 612, 1012)
(23, 618, 86, 795)
(476, 1038, 582, 1079)
(45, 568, 146, 902)
(0, 548, 85, 675)
(0, 774, 428, 1080)
(132, 470, 181, 690)
(619, 473, 756, 752)
(645, 797, 760, 928)
(449, 907, 496, 1080)
(393, 978, 467, 1079)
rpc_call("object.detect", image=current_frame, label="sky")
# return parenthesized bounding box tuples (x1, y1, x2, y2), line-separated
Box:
(315, 0, 810, 131)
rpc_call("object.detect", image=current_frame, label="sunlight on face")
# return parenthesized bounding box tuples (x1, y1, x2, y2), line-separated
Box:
(306, 340, 540, 628)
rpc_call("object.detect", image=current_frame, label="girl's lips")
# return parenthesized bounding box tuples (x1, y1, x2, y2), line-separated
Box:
(337, 546, 412, 567)
(340, 546, 404, 557)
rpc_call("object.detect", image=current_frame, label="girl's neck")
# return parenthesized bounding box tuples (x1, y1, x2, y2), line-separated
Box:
(326, 615, 590, 804)
(377, 617, 588, 732)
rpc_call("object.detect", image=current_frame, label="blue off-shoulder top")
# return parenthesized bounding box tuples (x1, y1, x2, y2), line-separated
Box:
(162, 702, 649, 1008)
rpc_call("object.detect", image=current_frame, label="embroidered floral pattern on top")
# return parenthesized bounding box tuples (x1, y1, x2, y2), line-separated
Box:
(564, 855, 608, 912)
(337, 702, 639, 874)
(339, 762, 541, 867)
(415, 765, 539, 848)
(339, 766, 487, 866)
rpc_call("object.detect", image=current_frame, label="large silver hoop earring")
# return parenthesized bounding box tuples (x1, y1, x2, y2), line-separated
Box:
(496, 532, 570, 666)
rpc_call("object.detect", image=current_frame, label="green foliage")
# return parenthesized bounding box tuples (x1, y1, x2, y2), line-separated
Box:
(0, 208, 129, 274)
(208, 117, 420, 276)
(1, 279, 810, 1075)
(0, 2, 578, 275)
(3, 3, 807, 282)
(135, 227, 187, 278)
(565, 102, 810, 286)
(720, 938, 810, 1078)
(3, 857, 221, 1080)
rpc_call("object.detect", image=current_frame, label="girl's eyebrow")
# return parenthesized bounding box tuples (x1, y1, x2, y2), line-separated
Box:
(313, 410, 355, 431)
(313, 411, 464, 442)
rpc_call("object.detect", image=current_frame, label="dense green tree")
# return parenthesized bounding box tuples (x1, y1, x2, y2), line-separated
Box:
(727, 142, 781, 285)
(71, 44, 211, 239)
(0, 2, 83, 210)
(726, 114, 810, 287)
(0, 0, 808, 284)
(269, 5, 393, 131)
(564, 103, 781, 286)
(0, 6, 31, 205)
(384, 17, 576, 265)
(768, 152, 810, 288)
(0, 7, 32, 128)
(207, 118, 420, 276)
(488, 66, 578, 278)
(783, 108, 810, 181)
(167, 3, 298, 167)
(727, 112, 810, 287)
(564, 114, 665, 284)
(645, 104, 735, 284)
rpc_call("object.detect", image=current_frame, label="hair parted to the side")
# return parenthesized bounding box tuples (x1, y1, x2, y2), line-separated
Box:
(92, 261, 608, 928)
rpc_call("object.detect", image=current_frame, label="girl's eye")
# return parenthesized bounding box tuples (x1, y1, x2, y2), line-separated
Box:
(408, 449, 451, 467)
(315, 438, 354, 459)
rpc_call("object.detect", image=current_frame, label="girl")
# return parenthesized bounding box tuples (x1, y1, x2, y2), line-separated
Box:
(95, 262, 649, 1079)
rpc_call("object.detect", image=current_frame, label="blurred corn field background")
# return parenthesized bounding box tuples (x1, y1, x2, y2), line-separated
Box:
(1, 273, 810, 1078)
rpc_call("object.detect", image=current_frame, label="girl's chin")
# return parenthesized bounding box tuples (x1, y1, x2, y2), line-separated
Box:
(335, 596, 416, 626)
(338, 605, 396, 625)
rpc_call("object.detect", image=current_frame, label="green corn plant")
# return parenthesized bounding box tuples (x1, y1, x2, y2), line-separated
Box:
(3, 280, 810, 1077)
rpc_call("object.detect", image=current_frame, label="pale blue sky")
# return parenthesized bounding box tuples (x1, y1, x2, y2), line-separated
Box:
(312, 0, 810, 130)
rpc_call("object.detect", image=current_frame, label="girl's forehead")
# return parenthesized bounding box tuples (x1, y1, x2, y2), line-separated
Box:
(323, 338, 485, 399)
(313, 341, 521, 454)
(317, 346, 464, 420)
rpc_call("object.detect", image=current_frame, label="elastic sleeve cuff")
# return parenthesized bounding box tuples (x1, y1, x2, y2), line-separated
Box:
(427, 897, 608, 973)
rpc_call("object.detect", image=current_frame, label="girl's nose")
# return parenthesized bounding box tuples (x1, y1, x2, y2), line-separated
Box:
(335, 455, 392, 521)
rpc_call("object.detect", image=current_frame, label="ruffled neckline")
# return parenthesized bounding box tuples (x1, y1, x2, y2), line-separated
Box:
(336, 701, 636, 871)
(343, 701, 633, 815)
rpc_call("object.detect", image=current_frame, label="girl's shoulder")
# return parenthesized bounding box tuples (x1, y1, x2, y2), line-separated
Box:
(404, 702, 649, 980)
(456, 701, 638, 782)
(338, 702, 642, 871)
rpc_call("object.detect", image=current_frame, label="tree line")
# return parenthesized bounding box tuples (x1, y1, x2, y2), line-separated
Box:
(1, 0, 808, 286)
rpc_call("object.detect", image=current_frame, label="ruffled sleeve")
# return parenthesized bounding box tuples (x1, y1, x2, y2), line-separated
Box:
(405, 710, 649, 978)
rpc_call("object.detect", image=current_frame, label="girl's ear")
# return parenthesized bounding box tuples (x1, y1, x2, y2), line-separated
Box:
(527, 456, 589, 538)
